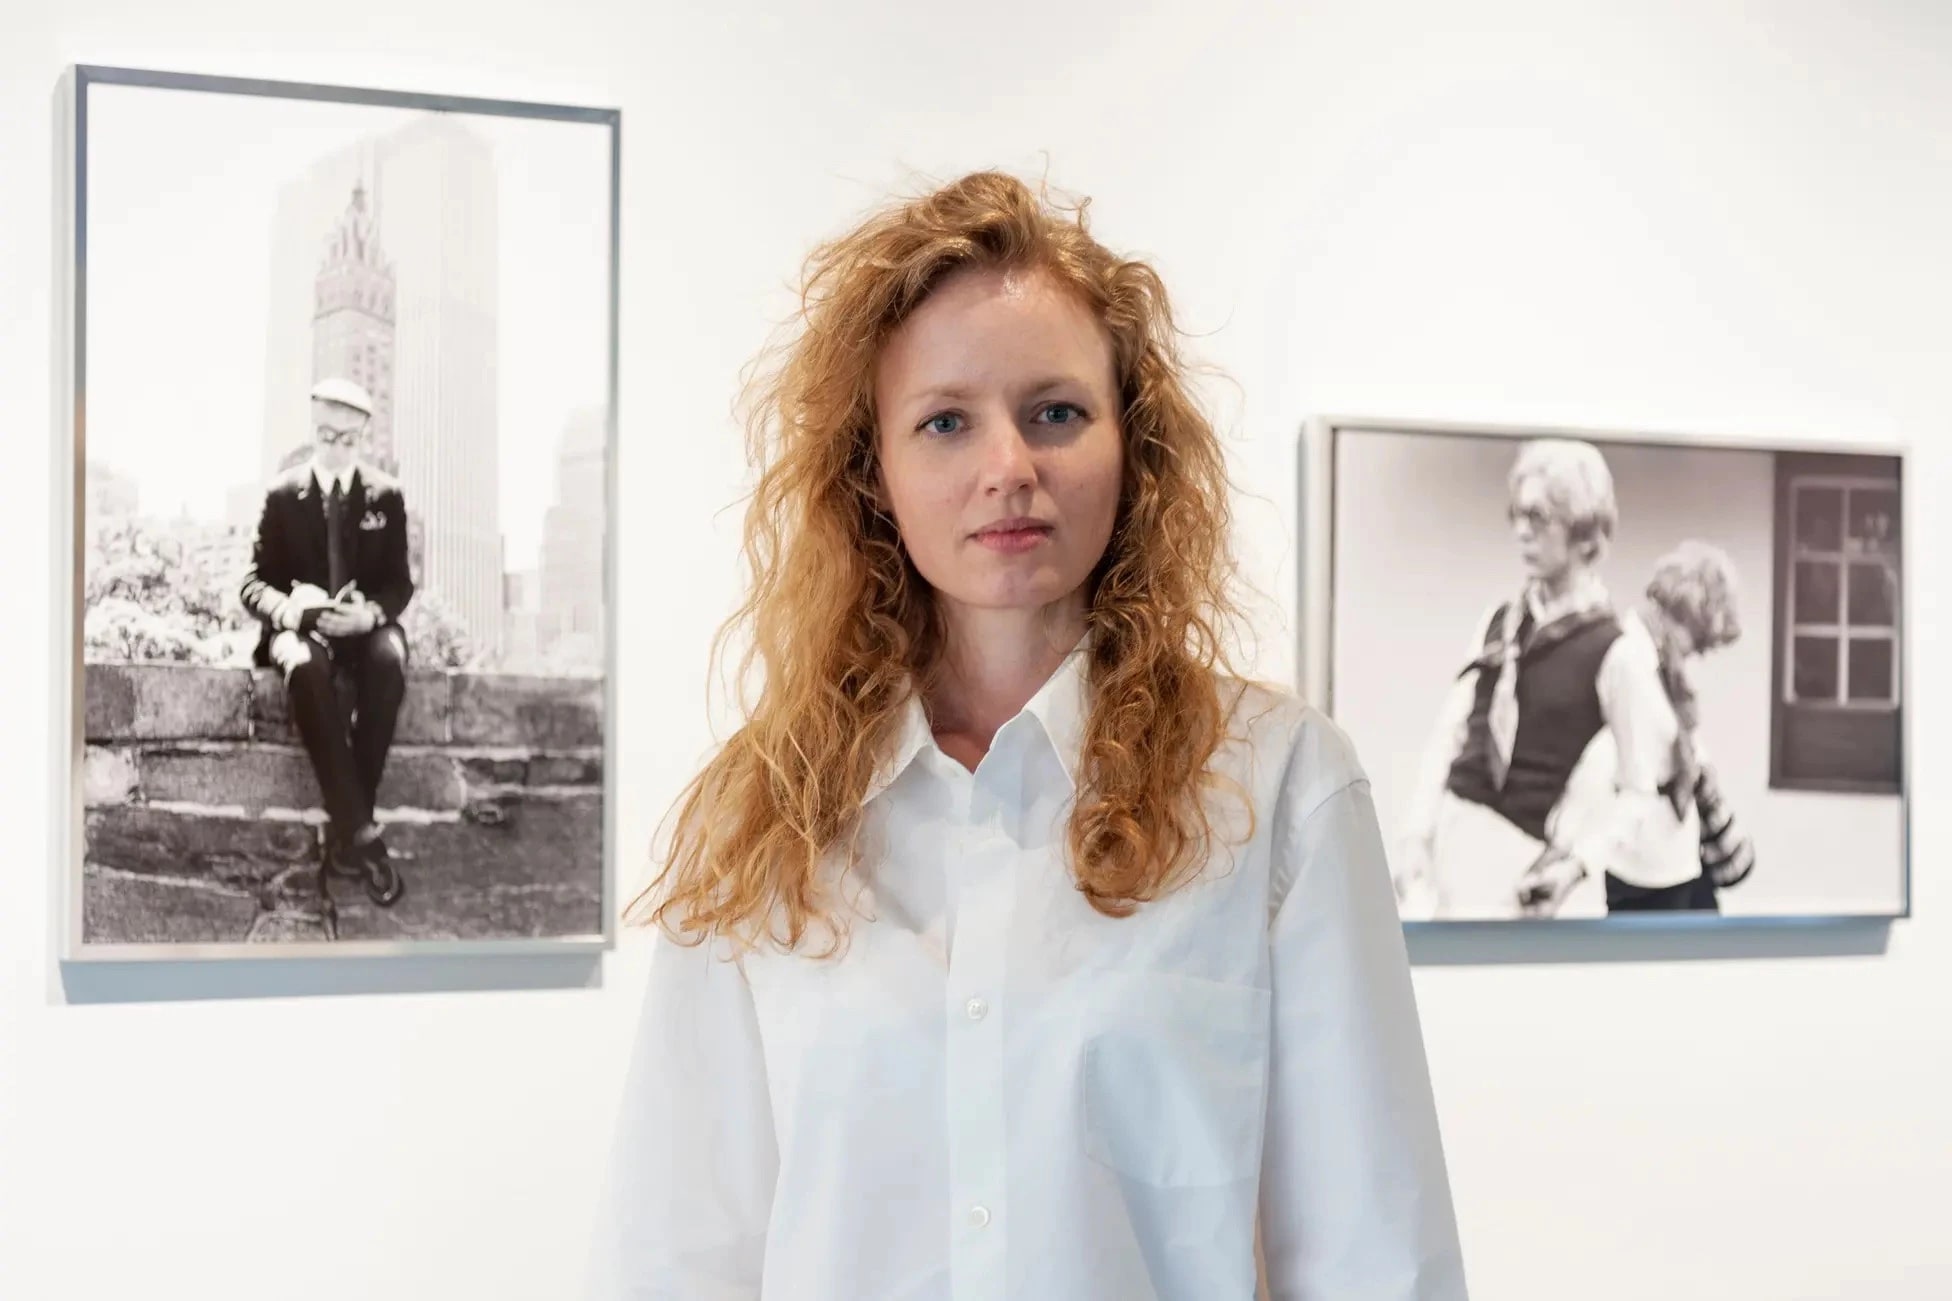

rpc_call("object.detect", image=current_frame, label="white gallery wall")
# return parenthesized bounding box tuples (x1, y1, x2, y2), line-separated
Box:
(2, 2, 1946, 1298)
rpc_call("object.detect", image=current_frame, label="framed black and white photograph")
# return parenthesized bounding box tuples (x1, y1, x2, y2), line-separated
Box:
(1300, 416, 1909, 928)
(52, 65, 620, 959)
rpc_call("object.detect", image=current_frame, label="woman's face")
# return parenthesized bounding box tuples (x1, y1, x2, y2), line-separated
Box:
(873, 264, 1124, 624)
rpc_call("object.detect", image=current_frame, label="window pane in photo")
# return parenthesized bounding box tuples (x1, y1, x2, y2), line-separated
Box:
(1792, 635, 1839, 701)
(1794, 559, 1840, 624)
(1846, 562, 1896, 627)
(1847, 637, 1894, 702)
(1794, 484, 1842, 552)
(1847, 487, 1900, 557)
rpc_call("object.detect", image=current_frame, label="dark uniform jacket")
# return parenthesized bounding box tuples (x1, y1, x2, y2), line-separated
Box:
(239, 463, 414, 667)
(1444, 600, 1624, 842)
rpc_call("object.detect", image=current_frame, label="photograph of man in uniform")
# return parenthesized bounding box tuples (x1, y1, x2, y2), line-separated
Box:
(1392, 438, 1703, 919)
(240, 377, 414, 915)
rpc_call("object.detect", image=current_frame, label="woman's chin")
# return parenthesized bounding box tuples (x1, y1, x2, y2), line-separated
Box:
(938, 577, 1077, 614)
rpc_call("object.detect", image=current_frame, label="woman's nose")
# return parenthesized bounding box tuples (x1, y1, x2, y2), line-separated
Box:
(982, 425, 1035, 493)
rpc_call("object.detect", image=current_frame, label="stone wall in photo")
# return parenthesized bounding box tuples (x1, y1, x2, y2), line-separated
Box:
(80, 663, 606, 945)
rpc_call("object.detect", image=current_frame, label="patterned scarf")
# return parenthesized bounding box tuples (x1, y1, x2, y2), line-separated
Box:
(1639, 600, 1702, 819)
(1465, 578, 1615, 790)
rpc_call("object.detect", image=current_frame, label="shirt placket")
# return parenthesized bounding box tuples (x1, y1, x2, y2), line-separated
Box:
(944, 753, 1016, 1301)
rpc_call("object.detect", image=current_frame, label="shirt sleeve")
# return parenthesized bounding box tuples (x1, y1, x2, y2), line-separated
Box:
(1401, 605, 1498, 849)
(1259, 772, 1470, 1299)
(584, 927, 779, 1301)
(1566, 630, 1683, 878)
(1687, 722, 1715, 772)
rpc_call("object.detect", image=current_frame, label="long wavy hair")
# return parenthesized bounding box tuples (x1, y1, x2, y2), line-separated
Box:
(629, 169, 1262, 958)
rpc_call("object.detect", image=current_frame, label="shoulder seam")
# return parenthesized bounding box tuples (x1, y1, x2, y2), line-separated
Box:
(1294, 773, 1370, 832)
(1271, 773, 1373, 917)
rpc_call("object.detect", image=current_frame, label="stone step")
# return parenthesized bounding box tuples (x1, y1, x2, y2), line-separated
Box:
(82, 793, 604, 945)
(86, 662, 604, 748)
(84, 742, 601, 815)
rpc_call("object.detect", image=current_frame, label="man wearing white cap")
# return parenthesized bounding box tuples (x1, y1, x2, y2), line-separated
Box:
(240, 377, 416, 916)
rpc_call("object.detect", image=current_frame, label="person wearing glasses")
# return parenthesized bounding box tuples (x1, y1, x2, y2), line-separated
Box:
(240, 377, 415, 916)
(1393, 438, 1700, 919)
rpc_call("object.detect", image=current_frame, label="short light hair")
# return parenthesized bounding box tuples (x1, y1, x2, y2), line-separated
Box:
(1648, 539, 1741, 650)
(1508, 438, 1618, 554)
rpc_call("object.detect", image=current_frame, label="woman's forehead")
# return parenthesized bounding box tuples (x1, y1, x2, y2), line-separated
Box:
(878, 271, 1111, 393)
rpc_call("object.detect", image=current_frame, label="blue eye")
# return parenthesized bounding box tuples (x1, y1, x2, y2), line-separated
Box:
(921, 412, 962, 436)
(1042, 402, 1084, 425)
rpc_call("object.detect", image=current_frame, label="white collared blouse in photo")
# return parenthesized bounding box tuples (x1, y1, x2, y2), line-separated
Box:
(587, 642, 1468, 1300)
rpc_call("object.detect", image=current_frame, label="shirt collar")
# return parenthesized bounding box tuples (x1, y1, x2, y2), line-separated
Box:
(1022, 631, 1090, 788)
(310, 460, 360, 498)
(862, 631, 1092, 808)
(1525, 572, 1608, 625)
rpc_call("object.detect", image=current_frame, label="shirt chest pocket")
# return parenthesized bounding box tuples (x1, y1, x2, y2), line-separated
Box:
(1079, 971, 1271, 1188)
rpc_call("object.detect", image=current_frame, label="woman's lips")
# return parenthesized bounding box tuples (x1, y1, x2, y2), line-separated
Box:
(973, 525, 1052, 554)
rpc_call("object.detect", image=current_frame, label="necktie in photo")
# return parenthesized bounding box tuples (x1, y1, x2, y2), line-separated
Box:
(1485, 601, 1529, 790)
(326, 479, 349, 599)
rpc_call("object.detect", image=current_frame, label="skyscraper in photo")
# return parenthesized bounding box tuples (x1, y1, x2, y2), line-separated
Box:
(303, 181, 397, 473)
(501, 566, 542, 672)
(260, 113, 502, 658)
(537, 407, 607, 673)
(85, 459, 139, 529)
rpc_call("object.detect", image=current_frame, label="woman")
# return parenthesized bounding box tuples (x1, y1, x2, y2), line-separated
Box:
(1615, 539, 1754, 910)
(586, 171, 1466, 1299)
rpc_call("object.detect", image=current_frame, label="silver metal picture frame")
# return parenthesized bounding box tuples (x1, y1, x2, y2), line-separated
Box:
(53, 64, 622, 962)
(1300, 414, 1911, 934)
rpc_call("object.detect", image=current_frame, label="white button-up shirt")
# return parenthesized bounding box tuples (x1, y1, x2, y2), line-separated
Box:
(587, 640, 1467, 1299)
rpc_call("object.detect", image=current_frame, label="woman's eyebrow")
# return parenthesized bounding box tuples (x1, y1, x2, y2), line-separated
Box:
(907, 376, 1086, 404)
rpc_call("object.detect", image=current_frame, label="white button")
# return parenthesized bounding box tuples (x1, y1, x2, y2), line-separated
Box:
(965, 996, 988, 1021)
(968, 1203, 991, 1229)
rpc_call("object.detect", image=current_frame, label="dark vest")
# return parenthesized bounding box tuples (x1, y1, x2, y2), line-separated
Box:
(1446, 602, 1623, 841)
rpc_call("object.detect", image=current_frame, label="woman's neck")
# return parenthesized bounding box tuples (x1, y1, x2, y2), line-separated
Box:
(926, 600, 1085, 758)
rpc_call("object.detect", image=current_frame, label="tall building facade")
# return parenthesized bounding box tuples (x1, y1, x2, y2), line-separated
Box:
(86, 459, 139, 529)
(501, 567, 542, 673)
(310, 182, 397, 472)
(260, 114, 502, 659)
(537, 407, 607, 674)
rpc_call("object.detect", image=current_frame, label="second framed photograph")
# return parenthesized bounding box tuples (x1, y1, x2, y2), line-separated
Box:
(1301, 416, 1909, 928)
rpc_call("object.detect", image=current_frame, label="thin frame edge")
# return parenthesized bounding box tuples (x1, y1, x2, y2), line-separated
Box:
(69, 62, 622, 124)
(54, 65, 84, 962)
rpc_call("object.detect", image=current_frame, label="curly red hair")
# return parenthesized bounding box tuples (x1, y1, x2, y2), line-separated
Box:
(628, 169, 1264, 957)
